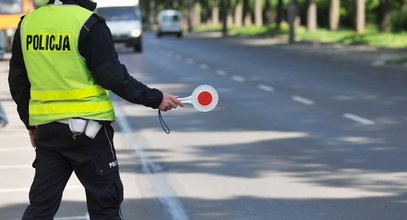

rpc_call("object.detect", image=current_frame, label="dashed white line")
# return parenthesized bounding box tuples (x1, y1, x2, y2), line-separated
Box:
(257, 84, 274, 92)
(231, 75, 246, 82)
(186, 58, 194, 64)
(292, 96, 315, 105)
(199, 64, 209, 70)
(216, 69, 228, 76)
(54, 214, 89, 220)
(342, 113, 375, 125)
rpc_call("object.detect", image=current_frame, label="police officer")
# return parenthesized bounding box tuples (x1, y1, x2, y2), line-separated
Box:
(8, 0, 183, 219)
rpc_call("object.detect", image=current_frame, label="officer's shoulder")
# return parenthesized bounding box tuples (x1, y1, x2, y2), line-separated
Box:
(91, 13, 106, 23)
(84, 13, 106, 31)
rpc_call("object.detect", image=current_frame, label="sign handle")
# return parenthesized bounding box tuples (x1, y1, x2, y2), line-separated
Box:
(179, 96, 193, 104)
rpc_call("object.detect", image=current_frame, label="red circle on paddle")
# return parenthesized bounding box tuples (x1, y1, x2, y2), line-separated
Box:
(197, 91, 212, 106)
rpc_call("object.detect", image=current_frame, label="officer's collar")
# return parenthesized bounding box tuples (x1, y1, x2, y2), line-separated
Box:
(48, 0, 96, 11)
(48, 0, 76, 5)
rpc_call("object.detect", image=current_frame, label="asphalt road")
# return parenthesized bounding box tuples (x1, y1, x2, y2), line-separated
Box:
(113, 33, 407, 220)
(1, 32, 407, 220)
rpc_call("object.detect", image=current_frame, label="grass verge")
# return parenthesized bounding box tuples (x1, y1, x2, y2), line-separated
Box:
(194, 23, 407, 49)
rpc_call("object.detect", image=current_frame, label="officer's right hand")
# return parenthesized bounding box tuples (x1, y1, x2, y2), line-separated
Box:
(159, 92, 184, 112)
(28, 129, 37, 148)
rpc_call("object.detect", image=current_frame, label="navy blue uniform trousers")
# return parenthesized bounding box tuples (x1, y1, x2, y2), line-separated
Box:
(22, 122, 123, 220)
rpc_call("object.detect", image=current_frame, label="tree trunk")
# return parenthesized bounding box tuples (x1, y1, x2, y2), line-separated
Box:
(187, 2, 194, 32)
(234, 0, 243, 27)
(149, 1, 156, 25)
(379, 0, 391, 32)
(264, 0, 274, 24)
(254, 0, 263, 26)
(307, 0, 317, 32)
(329, 0, 340, 31)
(243, 0, 252, 26)
(193, 2, 201, 26)
(355, 0, 365, 34)
(212, 0, 220, 26)
(288, 0, 297, 43)
(276, 0, 283, 29)
(221, 0, 230, 36)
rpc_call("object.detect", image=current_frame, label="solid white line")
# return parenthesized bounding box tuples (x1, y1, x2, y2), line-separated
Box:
(115, 105, 189, 220)
(0, 185, 82, 193)
(0, 147, 31, 152)
(11, 216, 88, 220)
(199, 64, 209, 70)
(258, 84, 274, 92)
(216, 69, 228, 76)
(231, 75, 245, 82)
(343, 113, 375, 125)
(0, 164, 31, 170)
(292, 96, 315, 105)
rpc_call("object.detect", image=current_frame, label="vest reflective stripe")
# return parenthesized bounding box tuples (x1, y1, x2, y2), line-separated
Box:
(29, 101, 113, 115)
(31, 85, 107, 101)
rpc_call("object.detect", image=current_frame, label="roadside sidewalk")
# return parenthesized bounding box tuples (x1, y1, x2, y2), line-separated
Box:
(189, 31, 407, 71)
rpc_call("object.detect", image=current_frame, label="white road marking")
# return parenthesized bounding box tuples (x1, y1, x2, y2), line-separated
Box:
(199, 64, 209, 70)
(0, 185, 82, 193)
(231, 75, 246, 82)
(175, 54, 183, 60)
(343, 113, 375, 125)
(115, 105, 189, 220)
(0, 147, 31, 152)
(292, 96, 315, 105)
(258, 84, 274, 92)
(186, 58, 194, 64)
(54, 214, 89, 220)
(0, 164, 31, 170)
(11, 215, 89, 220)
(166, 51, 173, 56)
(216, 69, 228, 76)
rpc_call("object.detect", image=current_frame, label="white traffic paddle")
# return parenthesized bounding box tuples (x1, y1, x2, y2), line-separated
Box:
(178, 85, 219, 112)
(158, 85, 219, 134)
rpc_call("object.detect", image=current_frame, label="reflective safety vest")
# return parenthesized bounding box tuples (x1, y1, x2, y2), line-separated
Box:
(21, 5, 115, 126)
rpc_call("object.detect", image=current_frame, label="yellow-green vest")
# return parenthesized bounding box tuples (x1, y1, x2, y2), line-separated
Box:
(21, 5, 115, 126)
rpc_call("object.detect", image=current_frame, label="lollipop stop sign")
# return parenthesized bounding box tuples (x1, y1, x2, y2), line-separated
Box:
(178, 85, 218, 112)
(158, 85, 218, 134)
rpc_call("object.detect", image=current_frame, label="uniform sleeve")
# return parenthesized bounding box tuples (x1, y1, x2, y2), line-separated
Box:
(8, 22, 36, 130)
(84, 18, 163, 109)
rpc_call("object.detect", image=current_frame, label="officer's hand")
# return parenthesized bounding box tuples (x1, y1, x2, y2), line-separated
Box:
(159, 92, 184, 112)
(28, 129, 37, 148)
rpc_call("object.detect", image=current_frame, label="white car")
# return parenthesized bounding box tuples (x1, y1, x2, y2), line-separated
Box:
(95, 0, 143, 52)
(157, 10, 183, 38)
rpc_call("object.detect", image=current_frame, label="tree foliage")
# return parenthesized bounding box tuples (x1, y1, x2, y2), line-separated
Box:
(140, 0, 407, 32)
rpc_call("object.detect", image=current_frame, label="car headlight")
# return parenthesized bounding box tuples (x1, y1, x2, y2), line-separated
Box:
(131, 29, 142, 38)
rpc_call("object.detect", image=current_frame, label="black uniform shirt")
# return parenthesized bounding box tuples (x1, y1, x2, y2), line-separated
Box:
(8, 1, 163, 130)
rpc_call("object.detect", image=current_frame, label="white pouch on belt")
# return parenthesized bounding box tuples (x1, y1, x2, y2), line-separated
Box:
(69, 118, 88, 136)
(85, 120, 103, 139)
